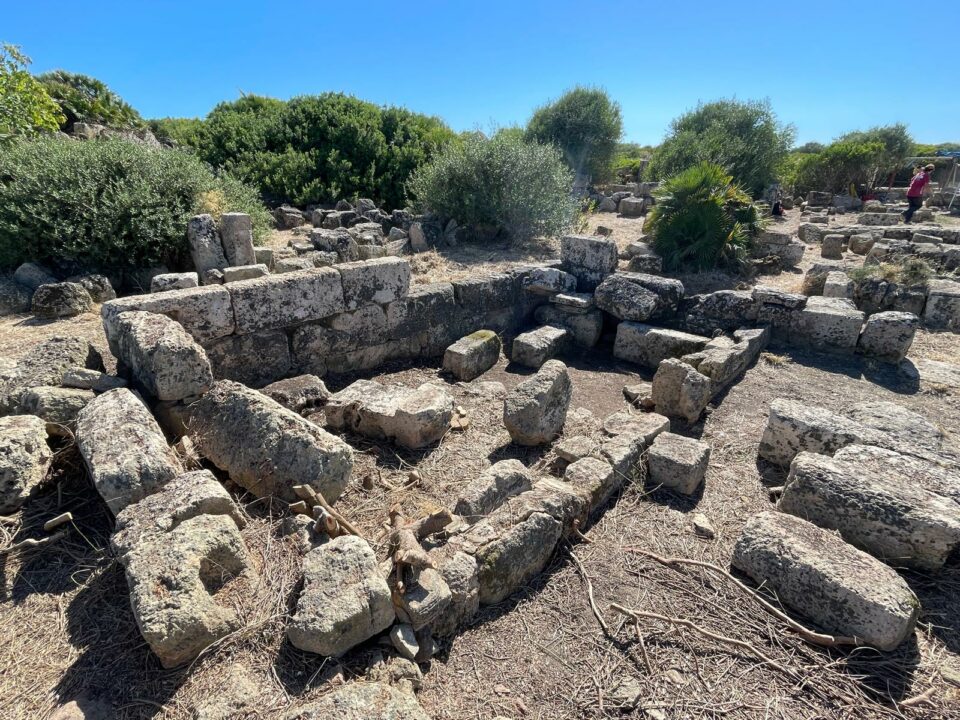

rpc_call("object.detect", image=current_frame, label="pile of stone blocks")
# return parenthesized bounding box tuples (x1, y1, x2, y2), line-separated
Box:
(0, 262, 115, 318)
(753, 231, 805, 268)
(187, 213, 260, 284)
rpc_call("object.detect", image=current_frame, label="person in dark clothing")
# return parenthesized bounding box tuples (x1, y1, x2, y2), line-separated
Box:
(903, 163, 934, 223)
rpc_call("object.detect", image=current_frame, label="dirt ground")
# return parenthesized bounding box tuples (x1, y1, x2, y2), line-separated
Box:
(2, 209, 960, 719)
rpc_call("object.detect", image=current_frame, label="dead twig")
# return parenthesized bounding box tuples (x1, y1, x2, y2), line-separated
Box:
(899, 687, 935, 708)
(292, 484, 362, 538)
(624, 548, 860, 648)
(610, 602, 797, 679)
(568, 549, 610, 638)
(0, 529, 69, 556)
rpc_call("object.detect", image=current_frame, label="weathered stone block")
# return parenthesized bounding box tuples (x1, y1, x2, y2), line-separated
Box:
(684, 290, 758, 335)
(20, 386, 94, 435)
(76, 388, 184, 515)
(0, 336, 103, 414)
(564, 456, 621, 511)
(190, 381, 353, 503)
(187, 214, 228, 274)
(222, 264, 269, 283)
(151, 272, 199, 293)
(732, 512, 919, 651)
(848, 233, 876, 255)
(822, 271, 853, 299)
(260, 375, 329, 415)
(283, 682, 430, 719)
(648, 432, 710, 495)
(112, 470, 251, 668)
(102, 285, 235, 346)
(858, 212, 900, 226)
(13, 262, 56, 290)
(112, 311, 213, 401)
(31, 282, 92, 318)
(780, 452, 960, 571)
(613, 323, 709, 368)
(523, 267, 577, 295)
(560, 235, 618, 291)
(337, 257, 411, 310)
(618, 196, 646, 217)
(857, 311, 918, 362)
(758, 398, 873, 467)
(228, 267, 345, 334)
(511, 325, 569, 368)
(791, 297, 864, 351)
(0, 277, 31, 315)
(820, 234, 845, 259)
(533, 306, 603, 347)
(454, 459, 534, 521)
(287, 535, 395, 656)
(923, 279, 960, 331)
(203, 330, 291, 388)
(476, 510, 562, 604)
(0, 415, 52, 513)
(503, 359, 571, 445)
(61, 367, 126, 392)
(651, 358, 712, 424)
(219, 212, 256, 267)
(443, 330, 501, 380)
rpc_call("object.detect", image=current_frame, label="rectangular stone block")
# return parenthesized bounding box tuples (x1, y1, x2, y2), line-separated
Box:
(780, 452, 960, 571)
(452, 273, 517, 311)
(223, 263, 269, 283)
(203, 330, 292, 388)
(511, 326, 569, 368)
(923, 279, 960, 331)
(614, 323, 708, 368)
(560, 235, 619, 291)
(219, 213, 257, 266)
(228, 267, 345, 334)
(443, 330, 502, 381)
(791, 297, 864, 351)
(733, 511, 919, 651)
(101, 284, 235, 347)
(336, 257, 411, 310)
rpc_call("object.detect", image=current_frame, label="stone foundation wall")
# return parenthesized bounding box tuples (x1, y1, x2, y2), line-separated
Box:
(102, 258, 542, 387)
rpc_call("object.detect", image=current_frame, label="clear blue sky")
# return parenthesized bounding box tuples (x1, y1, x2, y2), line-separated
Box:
(5, 0, 958, 146)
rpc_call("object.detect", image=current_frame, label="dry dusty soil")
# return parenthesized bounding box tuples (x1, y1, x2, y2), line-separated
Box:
(1, 209, 959, 719)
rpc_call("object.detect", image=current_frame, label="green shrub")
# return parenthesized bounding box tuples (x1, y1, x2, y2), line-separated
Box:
(38, 70, 143, 130)
(650, 99, 794, 197)
(408, 132, 576, 242)
(149, 117, 205, 148)
(0, 44, 64, 142)
(0, 135, 271, 270)
(643, 162, 763, 272)
(173, 93, 456, 209)
(525, 86, 622, 180)
(609, 143, 656, 182)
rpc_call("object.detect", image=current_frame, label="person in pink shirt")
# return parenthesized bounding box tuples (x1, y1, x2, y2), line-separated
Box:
(903, 163, 934, 223)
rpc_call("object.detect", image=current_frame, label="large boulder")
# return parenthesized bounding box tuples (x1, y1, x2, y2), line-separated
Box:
(13, 262, 57, 291)
(790, 297, 864, 352)
(31, 282, 93, 318)
(76, 388, 184, 515)
(0, 415, 52, 513)
(110, 311, 214, 401)
(780, 452, 960, 571)
(503, 359, 572, 445)
(111, 471, 251, 668)
(595, 272, 682, 322)
(190, 381, 353, 503)
(0, 277, 32, 315)
(733, 512, 919, 651)
(287, 535, 395, 656)
(67, 273, 116, 303)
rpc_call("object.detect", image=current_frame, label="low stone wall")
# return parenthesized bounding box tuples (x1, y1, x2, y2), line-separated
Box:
(103, 258, 542, 387)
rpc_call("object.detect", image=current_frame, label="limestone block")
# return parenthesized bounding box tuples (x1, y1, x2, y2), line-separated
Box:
(791, 297, 864, 351)
(857, 311, 918, 362)
(20, 386, 94, 435)
(219, 212, 257, 267)
(443, 330, 501, 381)
(260, 375, 329, 415)
(76, 388, 184, 515)
(503, 359, 572, 445)
(648, 432, 710, 495)
(560, 235, 618, 291)
(0, 415, 52, 513)
(454, 459, 534, 521)
(151, 272, 199, 292)
(732, 512, 919, 651)
(511, 325, 569, 368)
(227, 267, 345, 334)
(222, 264, 269, 283)
(835, 444, 960, 506)
(101, 285, 235, 346)
(190, 381, 353, 503)
(758, 398, 873, 466)
(822, 271, 853, 299)
(203, 330, 291, 388)
(475, 511, 562, 604)
(780, 452, 960, 571)
(187, 214, 228, 274)
(523, 267, 577, 295)
(282, 682, 430, 720)
(533, 306, 603, 347)
(31, 282, 92, 318)
(613, 322, 709, 368)
(651, 358, 712, 424)
(820, 234, 845, 259)
(0, 336, 103, 414)
(112, 311, 213, 401)
(287, 535, 395, 656)
(336, 257, 411, 310)
(563, 456, 621, 511)
(923, 279, 960, 331)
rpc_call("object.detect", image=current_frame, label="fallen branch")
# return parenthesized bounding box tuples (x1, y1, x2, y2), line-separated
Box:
(389, 506, 434, 570)
(568, 549, 610, 638)
(610, 602, 796, 678)
(0, 529, 69, 556)
(292, 484, 362, 538)
(408, 508, 453, 540)
(899, 687, 935, 708)
(43, 512, 73, 532)
(624, 548, 860, 648)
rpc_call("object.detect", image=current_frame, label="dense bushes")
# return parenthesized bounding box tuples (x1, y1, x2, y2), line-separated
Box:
(525, 87, 622, 180)
(781, 124, 915, 195)
(650, 100, 794, 197)
(0, 135, 271, 270)
(643, 163, 762, 272)
(408, 132, 576, 241)
(38, 70, 143, 130)
(168, 93, 457, 209)
(0, 44, 64, 142)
